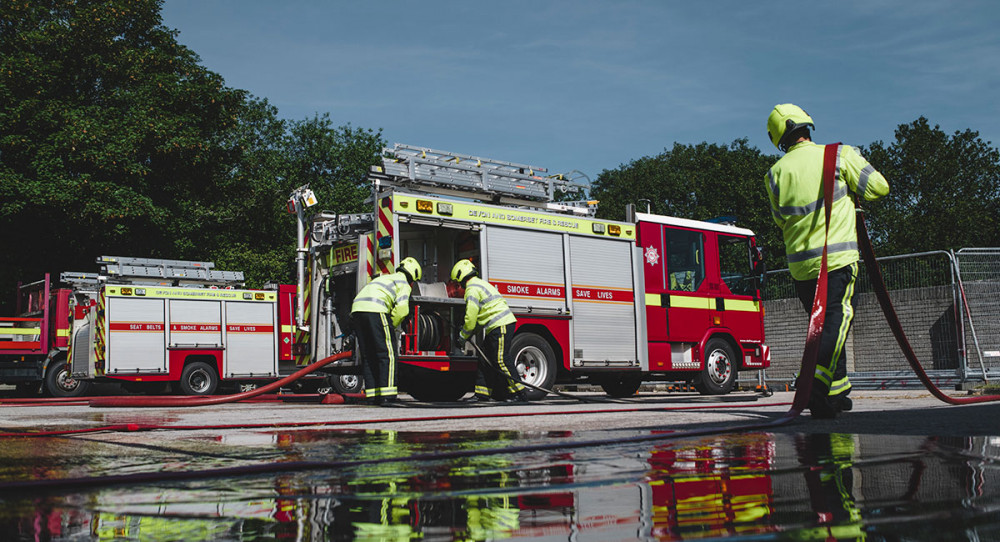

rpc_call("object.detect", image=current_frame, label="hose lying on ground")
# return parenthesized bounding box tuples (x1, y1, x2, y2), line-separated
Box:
(87, 351, 354, 408)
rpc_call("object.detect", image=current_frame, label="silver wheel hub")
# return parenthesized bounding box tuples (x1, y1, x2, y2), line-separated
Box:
(515, 346, 548, 387)
(189, 369, 212, 394)
(707, 349, 732, 385)
(56, 370, 79, 391)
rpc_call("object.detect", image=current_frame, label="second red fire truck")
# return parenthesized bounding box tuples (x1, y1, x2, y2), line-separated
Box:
(290, 144, 769, 401)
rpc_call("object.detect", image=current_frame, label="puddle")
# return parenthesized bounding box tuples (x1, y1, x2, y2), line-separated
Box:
(0, 429, 998, 540)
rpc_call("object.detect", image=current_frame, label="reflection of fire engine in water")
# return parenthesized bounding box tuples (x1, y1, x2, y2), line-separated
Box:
(290, 143, 770, 402)
(77, 430, 775, 540)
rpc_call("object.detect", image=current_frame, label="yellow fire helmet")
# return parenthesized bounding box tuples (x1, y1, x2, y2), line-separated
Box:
(398, 257, 422, 282)
(450, 259, 477, 283)
(767, 103, 815, 151)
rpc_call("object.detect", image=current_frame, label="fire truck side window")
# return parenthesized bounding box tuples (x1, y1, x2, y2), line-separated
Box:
(665, 228, 704, 292)
(719, 235, 753, 296)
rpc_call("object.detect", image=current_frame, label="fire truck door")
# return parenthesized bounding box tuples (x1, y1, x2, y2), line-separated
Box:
(568, 236, 636, 363)
(484, 227, 567, 312)
(716, 234, 765, 343)
(663, 227, 710, 343)
(167, 300, 223, 348)
(224, 300, 278, 377)
(107, 296, 167, 372)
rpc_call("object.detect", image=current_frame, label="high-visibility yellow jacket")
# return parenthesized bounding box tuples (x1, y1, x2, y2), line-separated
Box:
(766, 141, 890, 280)
(351, 272, 412, 327)
(460, 277, 516, 340)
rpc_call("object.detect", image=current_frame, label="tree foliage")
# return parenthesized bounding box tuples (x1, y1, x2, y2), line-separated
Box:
(284, 114, 384, 216)
(0, 0, 384, 305)
(861, 117, 1000, 255)
(591, 139, 785, 270)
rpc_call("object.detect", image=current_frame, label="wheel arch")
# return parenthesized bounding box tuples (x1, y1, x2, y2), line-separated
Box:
(182, 353, 221, 375)
(702, 330, 743, 370)
(513, 323, 566, 374)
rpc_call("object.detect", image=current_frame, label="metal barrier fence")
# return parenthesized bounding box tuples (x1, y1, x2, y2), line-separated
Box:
(759, 247, 1000, 390)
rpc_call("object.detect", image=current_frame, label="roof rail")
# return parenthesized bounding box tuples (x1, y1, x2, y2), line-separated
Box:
(370, 143, 592, 213)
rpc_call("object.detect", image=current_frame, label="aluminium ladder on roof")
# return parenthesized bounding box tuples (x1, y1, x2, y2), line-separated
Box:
(95, 256, 245, 287)
(373, 143, 589, 206)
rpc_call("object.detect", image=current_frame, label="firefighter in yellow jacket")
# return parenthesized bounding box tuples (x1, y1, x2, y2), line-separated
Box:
(450, 259, 529, 402)
(765, 104, 890, 418)
(351, 257, 422, 405)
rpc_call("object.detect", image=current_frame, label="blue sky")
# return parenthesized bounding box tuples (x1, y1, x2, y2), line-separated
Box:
(161, 1, 1000, 182)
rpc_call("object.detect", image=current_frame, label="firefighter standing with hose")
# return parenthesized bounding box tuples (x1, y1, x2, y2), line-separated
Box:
(765, 104, 890, 418)
(450, 259, 530, 403)
(351, 257, 422, 405)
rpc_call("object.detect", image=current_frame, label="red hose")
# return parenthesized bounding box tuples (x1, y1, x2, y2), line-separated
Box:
(87, 351, 354, 408)
(857, 213, 1000, 405)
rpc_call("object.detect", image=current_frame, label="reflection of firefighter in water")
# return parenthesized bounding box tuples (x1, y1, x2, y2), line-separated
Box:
(793, 433, 864, 541)
(331, 430, 524, 540)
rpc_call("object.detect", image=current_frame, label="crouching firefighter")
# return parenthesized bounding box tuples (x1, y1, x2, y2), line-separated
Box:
(450, 259, 530, 403)
(351, 257, 422, 405)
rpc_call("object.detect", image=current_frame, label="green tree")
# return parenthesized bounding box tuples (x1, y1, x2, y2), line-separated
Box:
(861, 117, 1000, 255)
(0, 0, 286, 290)
(590, 139, 783, 269)
(283, 114, 384, 215)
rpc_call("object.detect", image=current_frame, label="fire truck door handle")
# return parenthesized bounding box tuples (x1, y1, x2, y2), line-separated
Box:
(715, 298, 725, 311)
(660, 293, 670, 307)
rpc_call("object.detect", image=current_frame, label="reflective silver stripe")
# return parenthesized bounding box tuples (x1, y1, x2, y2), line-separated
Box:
(485, 310, 514, 330)
(787, 241, 858, 263)
(857, 165, 874, 196)
(353, 297, 389, 309)
(467, 296, 483, 308)
(767, 169, 779, 201)
(394, 293, 408, 304)
(770, 207, 784, 223)
(778, 184, 848, 216)
(482, 294, 504, 305)
(829, 377, 852, 395)
(467, 283, 489, 295)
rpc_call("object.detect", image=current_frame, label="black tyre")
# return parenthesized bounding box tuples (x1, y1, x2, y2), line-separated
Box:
(598, 373, 643, 398)
(405, 370, 475, 402)
(330, 373, 363, 395)
(178, 361, 219, 395)
(510, 333, 558, 400)
(45, 358, 92, 398)
(693, 338, 737, 395)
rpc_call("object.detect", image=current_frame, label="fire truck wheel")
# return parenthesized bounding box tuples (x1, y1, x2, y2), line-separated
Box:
(510, 333, 557, 400)
(45, 358, 92, 398)
(693, 338, 737, 395)
(330, 373, 363, 395)
(178, 361, 219, 395)
(598, 373, 643, 398)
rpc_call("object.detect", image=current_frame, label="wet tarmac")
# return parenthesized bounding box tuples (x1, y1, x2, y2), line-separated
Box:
(1, 390, 999, 540)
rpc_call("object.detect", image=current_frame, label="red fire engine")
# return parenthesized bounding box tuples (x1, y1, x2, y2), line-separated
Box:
(0, 272, 96, 397)
(290, 144, 769, 401)
(67, 256, 332, 395)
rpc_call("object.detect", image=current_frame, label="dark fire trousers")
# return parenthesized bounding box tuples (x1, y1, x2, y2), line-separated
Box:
(475, 323, 525, 400)
(794, 262, 858, 401)
(352, 312, 398, 400)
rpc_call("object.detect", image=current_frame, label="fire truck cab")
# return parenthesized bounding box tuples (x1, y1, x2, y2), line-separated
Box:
(291, 144, 768, 401)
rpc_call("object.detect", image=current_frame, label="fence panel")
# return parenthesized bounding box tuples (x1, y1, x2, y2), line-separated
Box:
(956, 248, 1000, 377)
(762, 250, 969, 388)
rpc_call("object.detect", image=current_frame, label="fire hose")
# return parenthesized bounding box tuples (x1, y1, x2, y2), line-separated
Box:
(86, 351, 355, 408)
